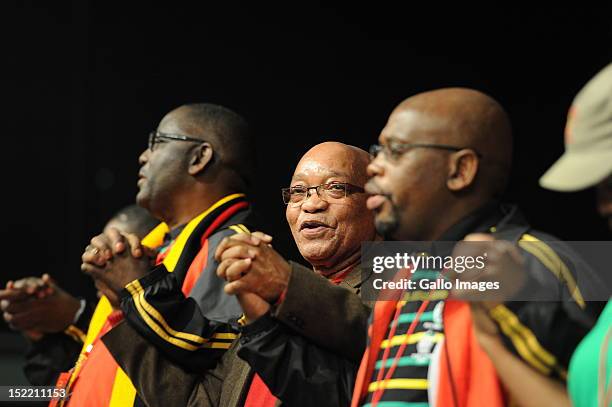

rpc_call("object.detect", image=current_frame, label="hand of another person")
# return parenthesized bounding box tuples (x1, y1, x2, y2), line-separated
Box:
(215, 232, 291, 302)
(1, 275, 81, 339)
(81, 230, 154, 294)
(448, 233, 526, 303)
(81, 227, 146, 267)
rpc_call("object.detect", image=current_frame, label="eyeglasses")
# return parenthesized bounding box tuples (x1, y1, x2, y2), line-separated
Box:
(369, 142, 483, 162)
(281, 182, 365, 205)
(148, 131, 205, 151)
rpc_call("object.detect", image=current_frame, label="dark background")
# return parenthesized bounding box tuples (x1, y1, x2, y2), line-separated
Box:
(2, 1, 611, 334)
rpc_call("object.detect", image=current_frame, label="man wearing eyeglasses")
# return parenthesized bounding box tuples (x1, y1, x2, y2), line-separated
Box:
(66, 103, 257, 407)
(90, 142, 377, 406)
(350, 88, 605, 407)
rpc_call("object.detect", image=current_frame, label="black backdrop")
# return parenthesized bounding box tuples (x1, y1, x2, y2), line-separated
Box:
(2, 1, 611, 330)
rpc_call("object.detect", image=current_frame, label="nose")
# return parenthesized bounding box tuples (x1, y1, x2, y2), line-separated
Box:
(301, 190, 329, 213)
(367, 155, 384, 178)
(139, 148, 150, 165)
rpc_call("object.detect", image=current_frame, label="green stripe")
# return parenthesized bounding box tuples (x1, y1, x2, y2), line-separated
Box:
(375, 355, 431, 369)
(362, 402, 429, 407)
(395, 311, 435, 325)
(411, 270, 441, 280)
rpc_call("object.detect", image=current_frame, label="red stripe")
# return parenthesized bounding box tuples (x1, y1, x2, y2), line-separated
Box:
(181, 240, 208, 295)
(179, 200, 248, 295)
(200, 201, 249, 245)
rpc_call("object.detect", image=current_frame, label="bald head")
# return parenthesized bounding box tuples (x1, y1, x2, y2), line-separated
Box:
(286, 141, 376, 272)
(366, 88, 513, 240)
(294, 142, 371, 186)
(390, 88, 513, 197)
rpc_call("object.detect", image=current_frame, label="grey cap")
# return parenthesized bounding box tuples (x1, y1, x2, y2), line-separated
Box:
(540, 63, 612, 191)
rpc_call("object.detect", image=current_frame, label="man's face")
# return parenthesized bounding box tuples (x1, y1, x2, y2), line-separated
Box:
(596, 174, 612, 231)
(285, 149, 375, 268)
(136, 117, 193, 215)
(365, 109, 450, 240)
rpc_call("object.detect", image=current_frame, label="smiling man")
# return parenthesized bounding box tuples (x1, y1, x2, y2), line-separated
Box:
(94, 142, 377, 406)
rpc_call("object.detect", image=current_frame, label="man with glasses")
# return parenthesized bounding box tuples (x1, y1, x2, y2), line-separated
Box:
(65, 103, 257, 406)
(350, 88, 604, 407)
(91, 142, 377, 406)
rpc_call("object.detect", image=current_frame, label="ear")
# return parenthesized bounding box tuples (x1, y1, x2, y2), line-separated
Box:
(447, 149, 479, 192)
(188, 143, 214, 176)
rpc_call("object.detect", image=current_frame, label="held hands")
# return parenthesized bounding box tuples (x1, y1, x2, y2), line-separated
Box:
(448, 233, 527, 303)
(0, 274, 81, 340)
(215, 231, 291, 322)
(81, 227, 154, 296)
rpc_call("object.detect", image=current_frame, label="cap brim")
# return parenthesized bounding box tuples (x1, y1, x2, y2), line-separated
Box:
(539, 149, 612, 192)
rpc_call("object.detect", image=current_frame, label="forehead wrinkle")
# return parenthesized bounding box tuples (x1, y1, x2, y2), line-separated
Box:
(292, 160, 350, 180)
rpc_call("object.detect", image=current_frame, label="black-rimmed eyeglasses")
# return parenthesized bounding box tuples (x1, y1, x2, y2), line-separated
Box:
(369, 142, 483, 162)
(282, 182, 365, 205)
(148, 131, 205, 151)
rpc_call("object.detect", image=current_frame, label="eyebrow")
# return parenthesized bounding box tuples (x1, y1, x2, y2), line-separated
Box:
(382, 134, 409, 144)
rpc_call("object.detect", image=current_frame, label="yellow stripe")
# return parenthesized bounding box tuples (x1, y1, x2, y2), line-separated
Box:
(519, 234, 585, 308)
(131, 280, 215, 344)
(108, 367, 137, 407)
(125, 282, 198, 351)
(492, 305, 557, 366)
(229, 225, 245, 234)
(163, 193, 246, 272)
(212, 332, 239, 340)
(398, 290, 448, 306)
(206, 341, 233, 350)
(490, 305, 552, 375)
(82, 296, 114, 351)
(237, 224, 250, 233)
(141, 222, 169, 249)
(368, 378, 429, 391)
(380, 332, 444, 349)
(128, 281, 237, 350)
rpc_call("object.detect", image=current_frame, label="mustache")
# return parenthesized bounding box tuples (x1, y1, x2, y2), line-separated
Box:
(365, 179, 391, 198)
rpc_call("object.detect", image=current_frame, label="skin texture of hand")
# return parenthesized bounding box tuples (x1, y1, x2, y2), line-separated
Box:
(215, 232, 291, 302)
(82, 249, 151, 295)
(237, 292, 271, 323)
(81, 228, 154, 295)
(83, 227, 146, 267)
(448, 233, 527, 302)
(1, 274, 80, 339)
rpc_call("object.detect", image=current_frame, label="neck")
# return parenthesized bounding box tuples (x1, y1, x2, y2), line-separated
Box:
(417, 197, 491, 241)
(312, 247, 361, 280)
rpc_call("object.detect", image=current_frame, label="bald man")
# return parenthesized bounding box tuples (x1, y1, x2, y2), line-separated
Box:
(352, 88, 604, 407)
(72, 103, 257, 407)
(96, 142, 377, 406)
